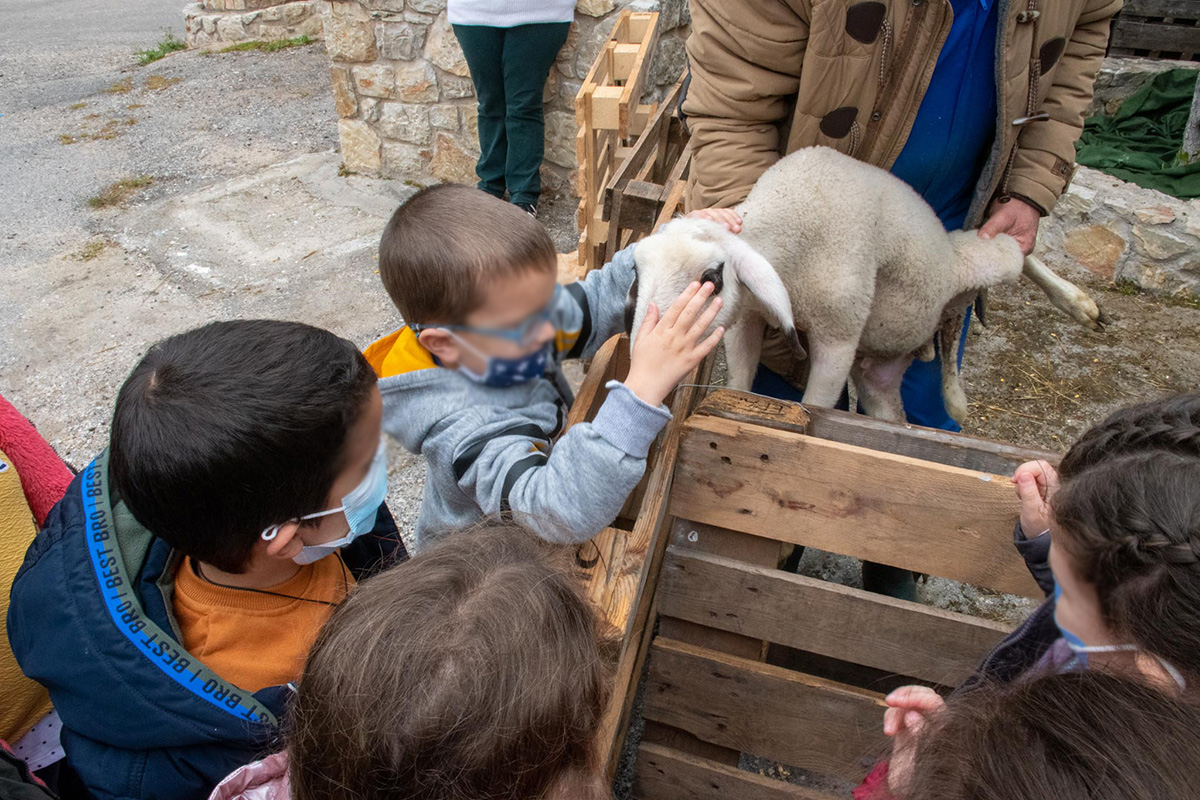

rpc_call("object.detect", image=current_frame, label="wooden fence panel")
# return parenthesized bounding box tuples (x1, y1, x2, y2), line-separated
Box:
(669, 414, 1041, 598)
(658, 546, 1013, 685)
(643, 638, 886, 780)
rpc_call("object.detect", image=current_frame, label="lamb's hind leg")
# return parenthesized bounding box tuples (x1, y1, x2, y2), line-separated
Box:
(1023, 255, 1106, 330)
(852, 355, 913, 422)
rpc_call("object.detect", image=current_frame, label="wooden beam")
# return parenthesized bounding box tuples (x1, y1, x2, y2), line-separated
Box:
(669, 414, 1042, 598)
(694, 389, 1057, 475)
(1121, 0, 1200, 20)
(635, 743, 840, 800)
(643, 638, 886, 780)
(658, 547, 1013, 685)
(594, 355, 716, 779)
(1111, 19, 1200, 53)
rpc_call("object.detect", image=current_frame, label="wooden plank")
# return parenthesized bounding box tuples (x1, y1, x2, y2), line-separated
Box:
(618, 14, 661, 138)
(654, 174, 687, 228)
(694, 389, 1058, 476)
(669, 414, 1042, 598)
(604, 82, 682, 218)
(1111, 18, 1200, 53)
(635, 743, 839, 800)
(591, 86, 626, 130)
(596, 356, 716, 778)
(612, 42, 642, 79)
(658, 547, 1013, 685)
(643, 638, 885, 780)
(1121, 0, 1200, 20)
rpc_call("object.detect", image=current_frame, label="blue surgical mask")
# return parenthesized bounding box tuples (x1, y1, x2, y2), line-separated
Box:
(261, 438, 390, 565)
(1053, 580, 1187, 688)
(450, 332, 550, 388)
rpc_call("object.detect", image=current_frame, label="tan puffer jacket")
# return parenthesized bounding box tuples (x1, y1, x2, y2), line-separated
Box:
(682, 0, 1121, 227)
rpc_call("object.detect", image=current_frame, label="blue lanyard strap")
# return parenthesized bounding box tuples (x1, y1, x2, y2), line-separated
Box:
(81, 452, 277, 725)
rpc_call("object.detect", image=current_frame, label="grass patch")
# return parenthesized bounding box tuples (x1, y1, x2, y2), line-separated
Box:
(68, 102, 87, 110)
(127, 103, 146, 110)
(75, 239, 113, 261)
(102, 77, 134, 94)
(217, 35, 313, 53)
(1111, 279, 1141, 297)
(87, 175, 154, 209)
(59, 119, 132, 145)
(337, 162, 355, 177)
(136, 33, 186, 66)
(145, 75, 182, 91)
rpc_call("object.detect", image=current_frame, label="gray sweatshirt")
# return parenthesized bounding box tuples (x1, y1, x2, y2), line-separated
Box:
(367, 245, 670, 549)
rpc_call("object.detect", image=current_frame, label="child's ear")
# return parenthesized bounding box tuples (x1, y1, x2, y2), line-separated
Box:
(261, 521, 304, 561)
(416, 328, 461, 365)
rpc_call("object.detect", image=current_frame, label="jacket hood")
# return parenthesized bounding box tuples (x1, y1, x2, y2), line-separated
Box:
(8, 453, 284, 753)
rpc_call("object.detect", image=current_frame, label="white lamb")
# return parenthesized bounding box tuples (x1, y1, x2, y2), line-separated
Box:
(627, 146, 1102, 423)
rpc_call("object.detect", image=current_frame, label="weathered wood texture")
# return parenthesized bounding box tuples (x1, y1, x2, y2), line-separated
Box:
(669, 413, 1042, 597)
(643, 638, 886, 780)
(695, 389, 1058, 475)
(634, 743, 840, 800)
(658, 547, 1013, 686)
(1109, 0, 1200, 58)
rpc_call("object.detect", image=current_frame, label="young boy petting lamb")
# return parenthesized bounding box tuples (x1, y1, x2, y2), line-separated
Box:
(368, 184, 724, 547)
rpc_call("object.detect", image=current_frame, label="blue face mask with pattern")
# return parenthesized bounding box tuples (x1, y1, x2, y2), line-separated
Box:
(449, 333, 550, 388)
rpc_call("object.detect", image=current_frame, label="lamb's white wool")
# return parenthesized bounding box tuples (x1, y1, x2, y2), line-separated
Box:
(629, 146, 1071, 423)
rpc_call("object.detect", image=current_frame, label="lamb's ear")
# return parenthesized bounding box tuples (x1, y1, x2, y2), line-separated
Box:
(723, 234, 805, 360)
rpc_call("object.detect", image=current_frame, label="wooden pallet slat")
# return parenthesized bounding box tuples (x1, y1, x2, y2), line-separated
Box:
(669, 413, 1042, 598)
(658, 546, 1013, 686)
(643, 638, 886, 780)
(635, 743, 839, 800)
(1111, 18, 1200, 54)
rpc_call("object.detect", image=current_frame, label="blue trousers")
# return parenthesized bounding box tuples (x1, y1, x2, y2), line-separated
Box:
(757, 310, 972, 599)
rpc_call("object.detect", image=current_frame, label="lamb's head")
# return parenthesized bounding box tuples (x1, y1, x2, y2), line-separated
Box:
(626, 217, 799, 347)
(946, 229, 1025, 293)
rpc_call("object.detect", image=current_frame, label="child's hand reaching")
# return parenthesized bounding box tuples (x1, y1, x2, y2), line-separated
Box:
(883, 685, 946, 794)
(1013, 459, 1059, 537)
(624, 281, 724, 408)
(687, 207, 743, 233)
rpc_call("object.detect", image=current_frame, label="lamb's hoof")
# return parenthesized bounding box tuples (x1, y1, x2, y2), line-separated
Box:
(943, 382, 969, 426)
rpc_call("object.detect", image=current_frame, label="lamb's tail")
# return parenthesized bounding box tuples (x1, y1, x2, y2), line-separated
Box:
(948, 230, 1025, 293)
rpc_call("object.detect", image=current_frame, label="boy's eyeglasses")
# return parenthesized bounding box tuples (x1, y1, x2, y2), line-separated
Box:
(413, 285, 560, 348)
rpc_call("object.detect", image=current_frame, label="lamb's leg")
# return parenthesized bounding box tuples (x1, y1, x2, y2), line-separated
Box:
(801, 339, 858, 409)
(852, 355, 913, 422)
(1023, 255, 1105, 330)
(939, 307, 969, 425)
(723, 316, 765, 392)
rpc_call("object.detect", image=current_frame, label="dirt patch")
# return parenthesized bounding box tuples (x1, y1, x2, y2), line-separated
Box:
(961, 263, 1200, 452)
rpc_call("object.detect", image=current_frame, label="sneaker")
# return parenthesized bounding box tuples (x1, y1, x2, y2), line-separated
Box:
(514, 202, 538, 219)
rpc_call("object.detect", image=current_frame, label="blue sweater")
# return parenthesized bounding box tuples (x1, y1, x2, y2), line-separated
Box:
(890, 0, 1000, 231)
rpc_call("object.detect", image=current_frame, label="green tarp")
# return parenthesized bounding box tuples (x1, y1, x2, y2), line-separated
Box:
(1075, 68, 1200, 199)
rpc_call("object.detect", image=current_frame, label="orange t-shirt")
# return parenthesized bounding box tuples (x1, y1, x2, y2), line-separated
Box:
(173, 556, 354, 692)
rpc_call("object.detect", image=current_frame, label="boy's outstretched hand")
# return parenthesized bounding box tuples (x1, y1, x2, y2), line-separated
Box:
(624, 281, 724, 408)
(687, 207, 743, 233)
(1013, 459, 1059, 537)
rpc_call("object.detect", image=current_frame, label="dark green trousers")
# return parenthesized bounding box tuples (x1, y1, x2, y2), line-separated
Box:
(452, 22, 570, 207)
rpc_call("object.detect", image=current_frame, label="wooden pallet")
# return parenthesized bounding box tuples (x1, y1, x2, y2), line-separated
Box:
(575, 10, 661, 273)
(1109, 0, 1200, 60)
(602, 80, 692, 257)
(565, 363, 1061, 790)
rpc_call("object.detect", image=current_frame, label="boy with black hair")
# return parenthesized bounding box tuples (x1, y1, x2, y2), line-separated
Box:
(8, 320, 406, 800)
(369, 184, 723, 547)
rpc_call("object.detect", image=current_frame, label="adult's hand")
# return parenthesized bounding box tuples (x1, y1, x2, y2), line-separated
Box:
(978, 196, 1040, 255)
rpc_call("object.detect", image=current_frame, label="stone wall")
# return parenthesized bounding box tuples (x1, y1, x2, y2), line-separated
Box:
(185, 0, 328, 48)
(1039, 166, 1200, 298)
(325, 0, 690, 193)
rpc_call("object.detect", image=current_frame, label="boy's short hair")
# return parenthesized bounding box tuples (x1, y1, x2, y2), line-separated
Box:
(378, 184, 557, 324)
(109, 320, 378, 574)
